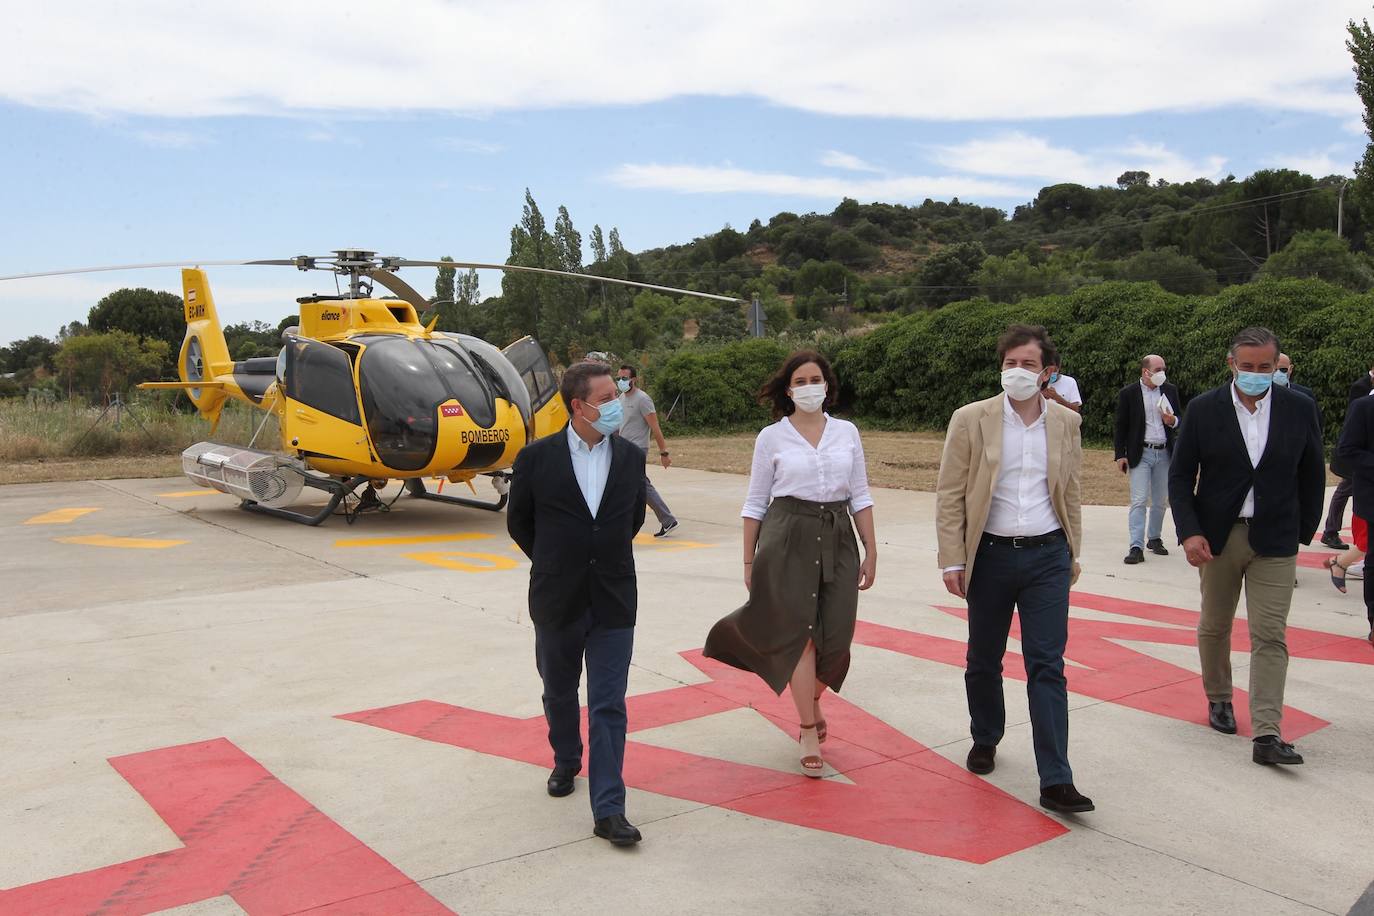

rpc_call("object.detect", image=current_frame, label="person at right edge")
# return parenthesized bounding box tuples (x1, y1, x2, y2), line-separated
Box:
(935, 324, 1092, 815)
(1167, 327, 1324, 766)
(1334, 390, 1374, 648)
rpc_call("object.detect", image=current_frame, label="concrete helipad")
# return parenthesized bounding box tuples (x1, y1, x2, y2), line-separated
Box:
(2, 468, 1373, 915)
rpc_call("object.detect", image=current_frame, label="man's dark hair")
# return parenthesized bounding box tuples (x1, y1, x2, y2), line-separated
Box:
(1229, 326, 1280, 359)
(996, 324, 1058, 368)
(560, 360, 612, 412)
(758, 350, 839, 419)
(619, 364, 637, 378)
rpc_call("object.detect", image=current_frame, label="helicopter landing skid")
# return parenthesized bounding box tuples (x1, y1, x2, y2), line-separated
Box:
(404, 474, 509, 512)
(240, 474, 369, 526)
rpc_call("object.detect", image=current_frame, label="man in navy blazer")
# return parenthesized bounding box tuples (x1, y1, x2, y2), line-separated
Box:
(508, 360, 647, 845)
(1168, 328, 1324, 766)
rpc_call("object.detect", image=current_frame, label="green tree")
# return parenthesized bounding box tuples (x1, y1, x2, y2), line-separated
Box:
(1118, 247, 1219, 294)
(1260, 229, 1374, 290)
(54, 330, 169, 402)
(1348, 16, 1374, 219)
(434, 255, 456, 304)
(916, 242, 987, 308)
(3, 335, 60, 380)
(87, 287, 184, 357)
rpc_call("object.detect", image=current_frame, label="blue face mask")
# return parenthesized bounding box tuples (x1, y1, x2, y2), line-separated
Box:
(1049, 372, 1060, 383)
(616, 378, 632, 393)
(587, 397, 624, 435)
(1235, 370, 1274, 397)
(1273, 369, 1290, 387)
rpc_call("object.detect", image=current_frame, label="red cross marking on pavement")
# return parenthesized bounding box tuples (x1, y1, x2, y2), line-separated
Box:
(338, 650, 1070, 865)
(0, 738, 453, 915)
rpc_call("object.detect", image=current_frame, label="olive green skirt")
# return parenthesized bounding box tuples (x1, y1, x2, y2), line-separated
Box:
(704, 495, 859, 695)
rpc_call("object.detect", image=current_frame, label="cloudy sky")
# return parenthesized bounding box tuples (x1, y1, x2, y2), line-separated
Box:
(0, 0, 1367, 340)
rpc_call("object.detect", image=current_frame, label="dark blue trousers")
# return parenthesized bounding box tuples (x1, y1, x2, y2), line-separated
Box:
(534, 610, 634, 819)
(964, 536, 1074, 788)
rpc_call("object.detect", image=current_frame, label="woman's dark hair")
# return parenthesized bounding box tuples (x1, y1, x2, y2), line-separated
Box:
(758, 350, 838, 419)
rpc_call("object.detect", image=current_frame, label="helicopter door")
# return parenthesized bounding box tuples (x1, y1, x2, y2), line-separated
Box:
(501, 336, 567, 439)
(280, 339, 372, 464)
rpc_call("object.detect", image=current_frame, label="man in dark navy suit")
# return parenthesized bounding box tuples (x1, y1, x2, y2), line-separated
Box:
(1168, 328, 1325, 766)
(508, 360, 647, 845)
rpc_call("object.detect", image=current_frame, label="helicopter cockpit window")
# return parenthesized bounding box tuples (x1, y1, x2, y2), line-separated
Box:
(356, 337, 499, 471)
(285, 340, 361, 424)
(501, 338, 558, 412)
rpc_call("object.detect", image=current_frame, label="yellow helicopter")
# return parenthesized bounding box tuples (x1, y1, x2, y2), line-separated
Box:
(2, 250, 746, 525)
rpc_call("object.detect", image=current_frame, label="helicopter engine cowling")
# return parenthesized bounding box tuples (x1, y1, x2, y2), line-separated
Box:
(182, 442, 307, 509)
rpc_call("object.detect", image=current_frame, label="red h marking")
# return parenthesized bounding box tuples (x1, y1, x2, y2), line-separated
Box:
(339, 650, 1068, 864)
(0, 739, 453, 915)
(851, 591, 1373, 740)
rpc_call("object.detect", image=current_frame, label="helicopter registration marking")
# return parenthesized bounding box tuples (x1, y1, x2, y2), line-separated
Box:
(55, 534, 187, 549)
(24, 507, 100, 525)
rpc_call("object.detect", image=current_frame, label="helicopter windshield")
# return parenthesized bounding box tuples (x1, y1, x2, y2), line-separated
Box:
(357, 336, 497, 471)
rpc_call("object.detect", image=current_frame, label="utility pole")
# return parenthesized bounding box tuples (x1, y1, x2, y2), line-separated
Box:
(1338, 179, 1350, 238)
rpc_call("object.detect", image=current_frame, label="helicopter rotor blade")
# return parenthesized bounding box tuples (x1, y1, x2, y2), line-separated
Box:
(391, 260, 747, 305)
(0, 259, 297, 282)
(363, 269, 431, 310)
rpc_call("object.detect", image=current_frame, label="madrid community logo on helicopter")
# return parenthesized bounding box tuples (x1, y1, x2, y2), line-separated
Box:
(1, 250, 747, 525)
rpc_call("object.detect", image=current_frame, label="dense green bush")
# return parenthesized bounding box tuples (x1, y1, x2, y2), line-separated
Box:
(653, 278, 1374, 444)
(833, 277, 1374, 444)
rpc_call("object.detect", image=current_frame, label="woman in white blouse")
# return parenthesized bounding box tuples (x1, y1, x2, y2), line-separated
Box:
(704, 351, 877, 775)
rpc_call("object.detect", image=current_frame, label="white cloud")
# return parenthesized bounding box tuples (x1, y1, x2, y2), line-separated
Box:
(1344, 117, 1366, 136)
(437, 137, 504, 154)
(608, 163, 1031, 202)
(931, 132, 1228, 186)
(819, 150, 882, 173)
(1264, 146, 1356, 177)
(0, 1, 1358, 122)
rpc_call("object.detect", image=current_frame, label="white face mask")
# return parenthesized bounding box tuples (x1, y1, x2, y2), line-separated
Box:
(789, 383, 827, 413)
(1000, 367, 1043, 402)
(1149, 370, 1167, 388)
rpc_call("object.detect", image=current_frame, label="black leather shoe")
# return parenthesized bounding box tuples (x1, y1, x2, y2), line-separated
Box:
(1253, 736, 1304, 765)
(1146, 538, 1169, 556)
(547, 766, 578, 797)
(1040, 783, 1095, 813)
(1208, 701, 1237, 735)
(1124, 546, 1145, 565)
(1321, 532, 1351, 550)
(966, 743, 996, 775)
(593, 813, 642, 846)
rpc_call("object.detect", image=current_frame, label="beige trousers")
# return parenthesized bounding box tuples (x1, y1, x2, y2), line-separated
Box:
(1197, 522, 1297, 738)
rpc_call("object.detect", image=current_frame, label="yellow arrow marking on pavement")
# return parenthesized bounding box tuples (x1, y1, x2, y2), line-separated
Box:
(334, 533, 492, 548)
(56, 534, 187, 549)
(158, 489, 218, 498)
(24, 507, 101, 525)
(403, 550, 519, 572)
(633, 534, 713, 550)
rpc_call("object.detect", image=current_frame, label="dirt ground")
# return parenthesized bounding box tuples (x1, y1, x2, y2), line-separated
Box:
(1, 431, 1337, 507)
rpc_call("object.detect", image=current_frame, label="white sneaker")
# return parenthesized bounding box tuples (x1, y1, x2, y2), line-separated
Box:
(1348, 561, 1365, 579)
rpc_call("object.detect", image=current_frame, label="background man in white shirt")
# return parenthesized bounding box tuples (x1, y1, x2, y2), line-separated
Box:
(1114, 355, 1181, 565)
(1044, 363, 1082, 413)
(935, 324, 1092, 814)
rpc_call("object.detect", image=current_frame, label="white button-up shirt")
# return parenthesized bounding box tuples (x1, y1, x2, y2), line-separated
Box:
(741, 415, 874, 520)
(1230, 383, 1272, 518)
(567, 422, 612, 517)
(984, 396, 1061, 538)
(1140, 380, 1169, 445)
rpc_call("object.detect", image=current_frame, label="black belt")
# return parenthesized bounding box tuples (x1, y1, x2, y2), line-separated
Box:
(983, 529, 1066, 549)
(1143, 442, 1168, 449)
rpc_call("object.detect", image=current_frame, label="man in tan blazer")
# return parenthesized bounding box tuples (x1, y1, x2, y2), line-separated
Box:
(935, 324, 1092, 815)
